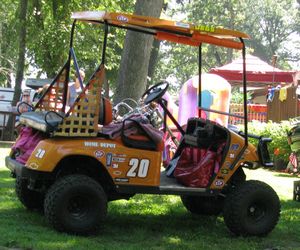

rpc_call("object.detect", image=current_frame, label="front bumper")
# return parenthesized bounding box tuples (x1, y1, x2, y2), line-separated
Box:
(6, 156, 27, 177)
(5, 156, 53, 191)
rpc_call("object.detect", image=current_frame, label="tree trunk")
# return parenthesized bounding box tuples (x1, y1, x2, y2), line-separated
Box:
(13, 0, 28, 106)
(4, 0, 28, 141)
(114, 0, 164, 104)
(147, 39, 161, 88)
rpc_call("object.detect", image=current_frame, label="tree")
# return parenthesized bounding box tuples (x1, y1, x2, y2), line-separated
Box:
(244, 0, 300, 66)
(13, 0, 28, 106)
(114, 0, 164, 103)
(2, 0, 28, 140)
(26, 0, 134, 80)
(0, 0, 19, 87)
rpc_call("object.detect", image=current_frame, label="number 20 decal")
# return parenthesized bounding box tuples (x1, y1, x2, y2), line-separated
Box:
(35, 148, 46, 159)
(127, 158, 150, 178)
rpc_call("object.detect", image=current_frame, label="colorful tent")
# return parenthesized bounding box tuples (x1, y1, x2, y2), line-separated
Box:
(178, 74, 231, 126)
(209, 55, 296, 86)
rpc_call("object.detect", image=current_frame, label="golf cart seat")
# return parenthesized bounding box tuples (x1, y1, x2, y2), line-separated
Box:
(19, 96, 113, 133)
(121, 121, 165, 151)
(19, 110, 65, 133)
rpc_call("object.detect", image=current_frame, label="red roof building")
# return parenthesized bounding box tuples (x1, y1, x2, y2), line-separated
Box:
(209, 54, 296, 86)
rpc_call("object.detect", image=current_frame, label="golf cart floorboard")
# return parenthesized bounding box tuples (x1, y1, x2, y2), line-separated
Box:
(159, 171, 207, 193)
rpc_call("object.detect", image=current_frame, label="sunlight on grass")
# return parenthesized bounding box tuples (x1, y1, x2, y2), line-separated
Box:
(245, 168, 298, 200)
(166, 236, 182, 245)
(0, 147, 11, 170)
(109, 194, 183, 217)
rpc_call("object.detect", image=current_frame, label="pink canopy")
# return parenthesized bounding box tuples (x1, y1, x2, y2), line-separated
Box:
(209, 55, 296, 85)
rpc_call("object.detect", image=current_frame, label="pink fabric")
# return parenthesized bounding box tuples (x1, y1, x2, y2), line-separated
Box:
(102, 114, 164, 144)
(174, 148, 216, 187)
(174, 142, 225, 188)
(12, 127, 46, 164)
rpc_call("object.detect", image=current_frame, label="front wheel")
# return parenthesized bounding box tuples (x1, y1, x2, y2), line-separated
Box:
(44, 174, 107, 235)
(223, 180, 280, 236)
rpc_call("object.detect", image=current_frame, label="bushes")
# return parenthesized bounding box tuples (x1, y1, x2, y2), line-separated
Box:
(245, 120, 292, 162)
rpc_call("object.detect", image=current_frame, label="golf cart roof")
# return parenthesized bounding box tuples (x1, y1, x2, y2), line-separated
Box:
(71, 11, 249, 50)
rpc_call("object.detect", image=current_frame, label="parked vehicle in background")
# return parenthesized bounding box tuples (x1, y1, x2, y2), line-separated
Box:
(0, 87, 35, 140)
(0, 87, 14, 111)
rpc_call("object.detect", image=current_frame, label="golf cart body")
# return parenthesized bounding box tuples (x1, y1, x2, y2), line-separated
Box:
(6, 11, 279, 236)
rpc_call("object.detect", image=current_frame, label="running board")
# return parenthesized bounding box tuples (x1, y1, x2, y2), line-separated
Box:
(159, 185, 206, 193)
(115, 172, 218, 196)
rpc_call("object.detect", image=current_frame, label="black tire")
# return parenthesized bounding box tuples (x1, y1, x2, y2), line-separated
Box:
(15, 176, 44, 211)
(44, 174, 107, 235)
(181, 195, 223, 216)
(223, 180, 280, 236)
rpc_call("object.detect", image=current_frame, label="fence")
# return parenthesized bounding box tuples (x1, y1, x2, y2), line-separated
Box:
(229, 103, 267, 125)
(267, 86, 299, 122)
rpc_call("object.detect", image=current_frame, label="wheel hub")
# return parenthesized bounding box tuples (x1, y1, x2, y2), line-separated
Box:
(68, 196, 89, 218)
(248, 204, 265, 221)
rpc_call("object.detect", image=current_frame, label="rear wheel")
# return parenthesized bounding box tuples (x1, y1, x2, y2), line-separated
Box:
(44, 174, 107, 235)
(223, 180, 280, 236)
(181, 195, 223, 215)
(16, 176, 44, 211)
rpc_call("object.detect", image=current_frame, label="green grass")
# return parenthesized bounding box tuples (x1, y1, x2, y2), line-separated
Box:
(0, 146, 300, 250)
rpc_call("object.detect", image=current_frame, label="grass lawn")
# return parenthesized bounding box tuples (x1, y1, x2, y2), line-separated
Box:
(0, 146, 299, 250)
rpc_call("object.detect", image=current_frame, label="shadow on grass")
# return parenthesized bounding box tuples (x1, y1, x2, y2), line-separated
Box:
(0, 195, 299, 250)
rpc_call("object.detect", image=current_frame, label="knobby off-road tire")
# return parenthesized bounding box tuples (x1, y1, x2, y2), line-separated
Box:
(181, 195, 223, 216)
(44, 174, 107, 235)
(16, 176, 44, 211)
(223, 180, 280, 236)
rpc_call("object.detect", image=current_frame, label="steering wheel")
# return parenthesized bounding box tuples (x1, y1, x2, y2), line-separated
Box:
(142, 81, 169, 104)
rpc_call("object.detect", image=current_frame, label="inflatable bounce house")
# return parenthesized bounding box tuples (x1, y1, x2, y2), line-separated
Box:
(178, 74, 231, 127)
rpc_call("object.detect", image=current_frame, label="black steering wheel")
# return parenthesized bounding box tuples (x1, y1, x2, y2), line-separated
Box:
(142, 81, 169, 104)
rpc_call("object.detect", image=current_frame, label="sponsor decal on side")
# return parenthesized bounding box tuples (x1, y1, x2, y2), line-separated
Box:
(215, 180, 224, 187)
(100, 143, 116, 149)
(175, 21, 190, 29)
(117, 15, 128, 22)
(230, 144, 240, 151)
(95, 150, 105, 158)
(112, 157, 126, 163)
(106, 153, 113, 167)
(194, 25, 216, 33)
(115, 178, 129, 183)
(224, 161, 231, 168)
(113, 153, 127, 158)
(112, 163, 119, 169)
(84, 142, 116, 148)
(221, 169, 229, 175)
(35, 148, 46, 159)
(113, 171, 122, 176)
(84, 141, 98, 147)
(28, 162, 39, 169)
